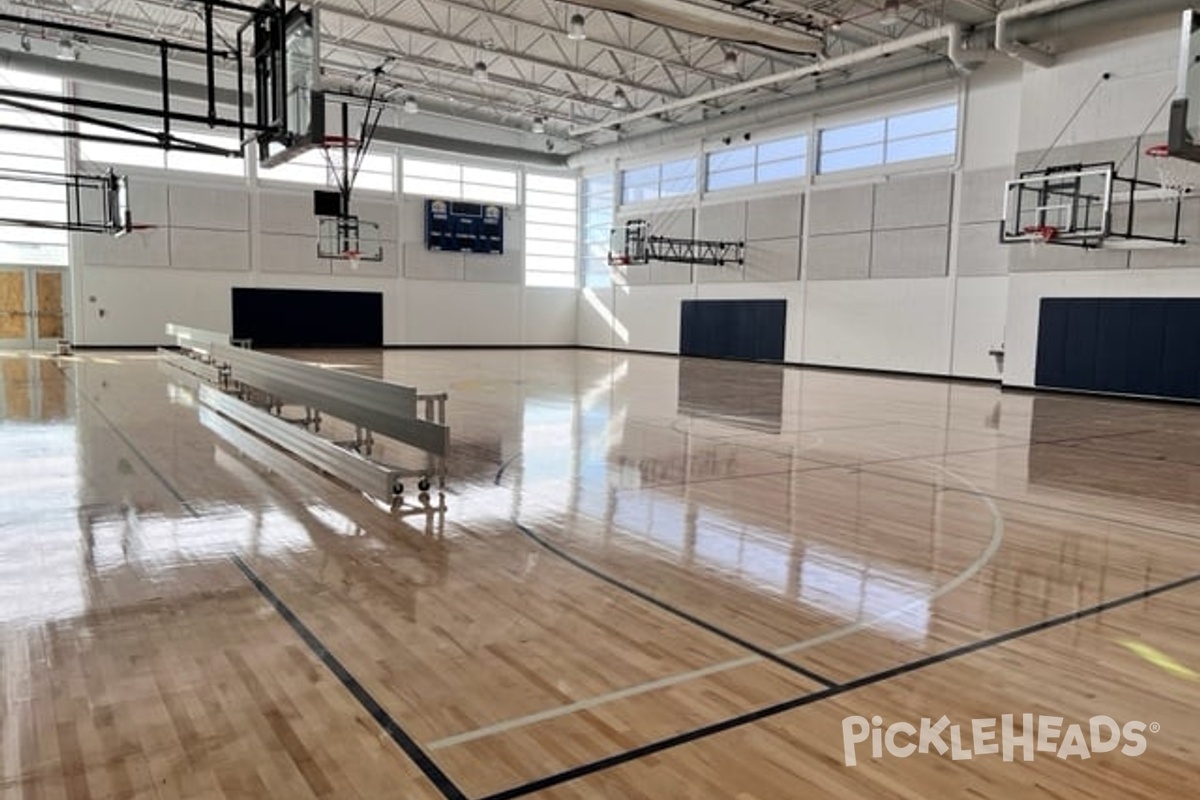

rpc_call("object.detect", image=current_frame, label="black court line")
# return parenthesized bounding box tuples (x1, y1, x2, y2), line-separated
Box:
(478, 570, 1200, 800)
(497, 461, 837, 688)
(231, 556, 467, 800)
(59, 360, 467, 800)
(510, 519, 837, 689)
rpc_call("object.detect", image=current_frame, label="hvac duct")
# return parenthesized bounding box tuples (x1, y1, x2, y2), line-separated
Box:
(1003, 0, 1197, 45)
(372, 126, 570, 168)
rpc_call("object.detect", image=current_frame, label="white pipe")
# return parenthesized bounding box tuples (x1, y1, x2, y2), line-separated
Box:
(570, 25, 964, 137)
(995, 0, 1095, 68)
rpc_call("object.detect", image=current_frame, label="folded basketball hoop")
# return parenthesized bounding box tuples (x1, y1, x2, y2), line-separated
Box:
(1145, 144, 1200, 195)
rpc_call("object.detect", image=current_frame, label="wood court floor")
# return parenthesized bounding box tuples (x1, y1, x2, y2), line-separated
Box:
(2, 348, 1199, 799)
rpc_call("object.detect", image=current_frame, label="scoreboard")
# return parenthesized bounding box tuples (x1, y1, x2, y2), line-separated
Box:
(425, 199, 504, 254)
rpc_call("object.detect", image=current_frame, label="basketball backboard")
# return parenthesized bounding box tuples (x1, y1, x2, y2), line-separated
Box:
(1002, 165, 1112, 246)
(608, 220, 651, 266)
(1001, 161, 1186, 250)
(1169, 9, 1200, 160)
(317, 216, 382, 262)
(254, 5, 324, 167)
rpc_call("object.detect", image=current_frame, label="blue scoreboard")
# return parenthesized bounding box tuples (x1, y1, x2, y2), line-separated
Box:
(425, 199, 504, 254)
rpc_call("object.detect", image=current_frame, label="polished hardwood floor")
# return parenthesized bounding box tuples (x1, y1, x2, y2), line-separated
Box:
(1, 348, 1199, 799)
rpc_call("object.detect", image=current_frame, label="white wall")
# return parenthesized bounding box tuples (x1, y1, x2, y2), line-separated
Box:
(577, 62, 1018, 378)
(62, 9, 1200, 381)
(574, 10, 1200, 388)
(68, 151, 576, 347)
(1001, 16, 1200, 388)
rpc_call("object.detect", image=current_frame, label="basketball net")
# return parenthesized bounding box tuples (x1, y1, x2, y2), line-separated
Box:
(1022, 224, 1058, 256)
(344, 249, 361, 270)
(1145, 144, 1200, 197)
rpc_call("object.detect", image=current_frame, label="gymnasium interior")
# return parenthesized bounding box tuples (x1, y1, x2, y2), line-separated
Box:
(2, 1, 1200, 798)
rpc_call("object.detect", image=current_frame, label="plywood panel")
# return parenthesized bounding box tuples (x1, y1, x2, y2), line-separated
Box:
(0, 270, 27, 339)
(35, 271, 63, 339)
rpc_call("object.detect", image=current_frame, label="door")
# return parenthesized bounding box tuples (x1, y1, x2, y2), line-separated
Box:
(0, 267, 69, 349)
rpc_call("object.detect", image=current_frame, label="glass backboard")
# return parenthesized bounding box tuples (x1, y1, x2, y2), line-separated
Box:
(1001, 166, 1113, 244)
(256, 6, 324, 167)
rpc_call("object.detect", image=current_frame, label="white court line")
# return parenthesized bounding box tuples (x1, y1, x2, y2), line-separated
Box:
(427, 457, 1005, 751)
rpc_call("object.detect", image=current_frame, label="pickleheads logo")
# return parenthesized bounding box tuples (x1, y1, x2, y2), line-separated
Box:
(842, 715, 1158, 767)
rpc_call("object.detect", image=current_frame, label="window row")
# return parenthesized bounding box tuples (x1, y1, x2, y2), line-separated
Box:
(0, 69, 68, 266)
(619, 101, 958, 201)
(77, 129, 395, 192)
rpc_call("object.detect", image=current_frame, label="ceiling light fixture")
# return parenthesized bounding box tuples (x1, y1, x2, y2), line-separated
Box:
(880, 0, 901, 27)
(403, 96, 419, 114)
(19, 33, 31, 53)
(721, 50, 739, 76)
(472, 60, 488, 82)
(57, 37, 78, 61)
(612, 87, 630, 110)
(531, 117, 545, 134)
(70, 0, 98, 12)
(568, 13, 586, 41)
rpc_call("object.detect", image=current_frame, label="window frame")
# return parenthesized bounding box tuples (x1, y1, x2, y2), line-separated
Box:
(704, 132, 808, 193)
(816, 100, 959, 178)
(524, 171, 579, 289)
(619, 156, 698, 206)
(402, 155, 517, 205)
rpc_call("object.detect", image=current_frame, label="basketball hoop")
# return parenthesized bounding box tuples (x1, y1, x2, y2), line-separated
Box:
(318, 135, 360, 150)
(317, 136, 360, 174)
(1023, 224, 1059, 252)
(1145, 144, 1200, 196)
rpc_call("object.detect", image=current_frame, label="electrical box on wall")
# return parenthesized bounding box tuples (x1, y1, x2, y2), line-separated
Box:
(425, 199, 504, 254)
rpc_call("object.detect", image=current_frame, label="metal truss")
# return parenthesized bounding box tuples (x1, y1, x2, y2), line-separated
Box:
(610, 219, 744, 267)
(0, 0, 1007, 138)
(646, 234, 745, 267)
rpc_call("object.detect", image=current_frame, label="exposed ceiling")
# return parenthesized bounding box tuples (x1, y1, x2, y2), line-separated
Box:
(0, 0, 1015, 149)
